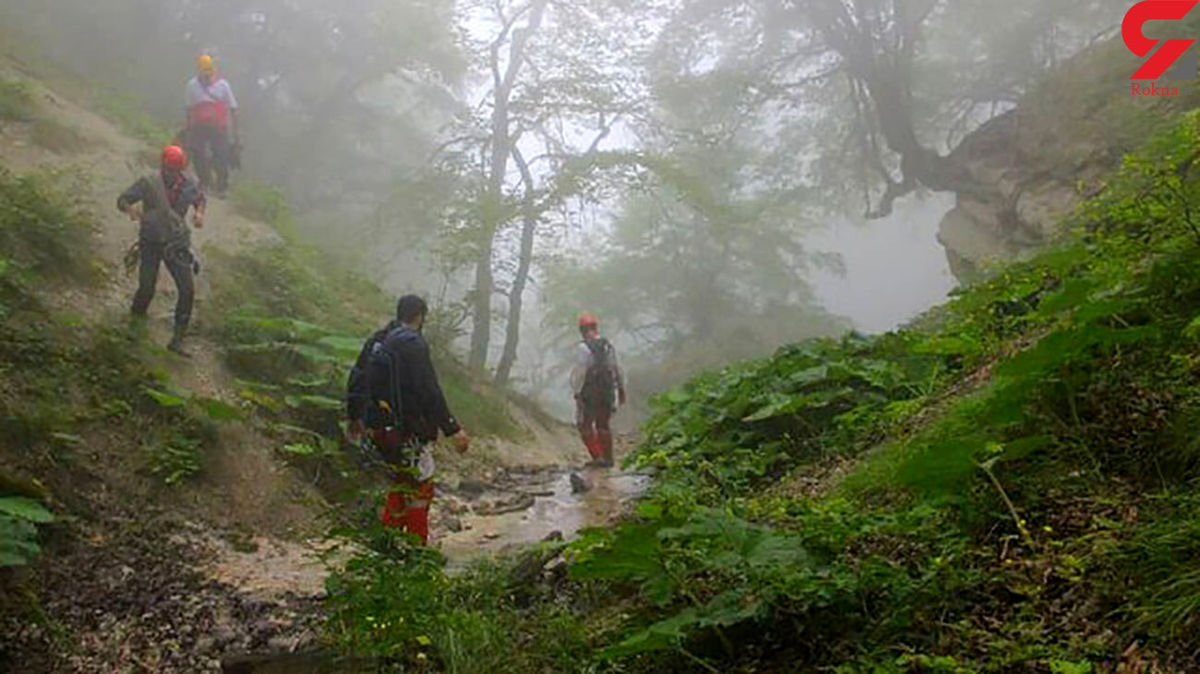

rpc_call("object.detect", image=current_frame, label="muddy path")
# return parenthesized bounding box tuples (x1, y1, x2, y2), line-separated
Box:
(436, 463, 649, 567)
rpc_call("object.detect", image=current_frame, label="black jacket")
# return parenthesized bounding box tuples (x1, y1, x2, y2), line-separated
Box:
(348, 324, 460, 444)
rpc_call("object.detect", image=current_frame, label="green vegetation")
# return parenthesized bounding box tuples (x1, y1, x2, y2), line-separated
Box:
(0, 79, 36, 122)
(205, 199, 522, 466)
(92, 89, 174, 147)
(0, 496, 53, 567)
(0, 79, 90, 154)
(325, 111, 1200, 672)
(29, 117, 89, 154)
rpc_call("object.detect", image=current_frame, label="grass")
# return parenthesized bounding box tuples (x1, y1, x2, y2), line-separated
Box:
(29, 118, 89, 154)
(0, 80, 36, 122)
(92, 90, 174, 148)
(0, 79, 91, 155)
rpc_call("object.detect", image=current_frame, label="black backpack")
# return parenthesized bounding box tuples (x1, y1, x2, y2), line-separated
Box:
(346, 325, 403, 430)
(581, 337, 618, 407)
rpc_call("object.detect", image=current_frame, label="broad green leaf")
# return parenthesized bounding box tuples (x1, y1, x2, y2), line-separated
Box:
(195, 397, 245, 421)
(0, 497, 54, 523)
(143, 386, 187, 407)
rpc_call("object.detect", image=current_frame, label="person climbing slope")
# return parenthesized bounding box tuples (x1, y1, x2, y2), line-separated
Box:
(117, 145, 205, 355)
(346, 295, 470, 544)
(570, 313, 626, 468)
(185, 54, 239, 196)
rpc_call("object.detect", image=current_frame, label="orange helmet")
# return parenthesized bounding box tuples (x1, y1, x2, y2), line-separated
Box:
(577, 312, 599, 329)
(161, 145, 188, 170)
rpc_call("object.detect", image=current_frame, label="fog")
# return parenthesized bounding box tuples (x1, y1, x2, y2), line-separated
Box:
(0, 0, 1131, 414)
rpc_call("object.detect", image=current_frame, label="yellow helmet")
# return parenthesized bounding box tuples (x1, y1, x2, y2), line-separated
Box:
(196, 54, 215, 74)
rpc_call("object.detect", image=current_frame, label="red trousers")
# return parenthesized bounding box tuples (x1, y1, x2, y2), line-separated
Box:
(380, 475, 434, 544)
(372, 429, 434, 544)
(576, 400, 613, 463)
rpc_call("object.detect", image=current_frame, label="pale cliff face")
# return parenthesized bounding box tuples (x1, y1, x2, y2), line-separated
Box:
(933, 39, 1200, 282)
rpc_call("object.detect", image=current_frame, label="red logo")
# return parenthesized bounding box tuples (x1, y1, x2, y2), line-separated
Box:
(1123, 0, 1199, 79)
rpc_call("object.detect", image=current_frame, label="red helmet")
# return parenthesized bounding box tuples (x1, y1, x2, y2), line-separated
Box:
(161, 145, 188, 171)
(577, 312, 599, 329)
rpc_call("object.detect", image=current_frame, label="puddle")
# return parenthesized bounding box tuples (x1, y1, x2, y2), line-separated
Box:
(437, 467, 650, 567)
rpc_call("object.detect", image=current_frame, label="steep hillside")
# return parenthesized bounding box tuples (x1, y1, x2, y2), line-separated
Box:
(312, 66, 1200, 674)
(0, 54, 582, 673)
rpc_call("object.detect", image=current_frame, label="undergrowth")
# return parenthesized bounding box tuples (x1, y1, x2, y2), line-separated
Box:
(0, 167, 228, 572)
(205, 194, 522, 489)
(325, 110, 1200, 672)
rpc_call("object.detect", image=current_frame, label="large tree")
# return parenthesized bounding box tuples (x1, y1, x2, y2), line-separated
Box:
(649, 0, 1127, 220)
(440, 0, 649, 380)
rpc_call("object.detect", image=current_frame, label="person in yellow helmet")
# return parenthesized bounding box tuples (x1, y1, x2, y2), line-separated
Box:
(185, 54, 239, 196)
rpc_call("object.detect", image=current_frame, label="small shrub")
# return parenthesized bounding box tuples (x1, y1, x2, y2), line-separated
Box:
(231, 180, 293, 234)
(0, 80, 36, 122)
(0, 495, 54, 567)
(148, 435, 203, 486)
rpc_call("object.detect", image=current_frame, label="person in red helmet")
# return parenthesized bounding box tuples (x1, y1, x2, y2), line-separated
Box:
(570, 313, 626, 467)
(117, 145, 206, 354)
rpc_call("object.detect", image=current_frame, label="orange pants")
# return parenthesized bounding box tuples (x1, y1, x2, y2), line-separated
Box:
(576, 400, 613, 463)
(372, 429, 435, 544)
(381, 475, 435, 544)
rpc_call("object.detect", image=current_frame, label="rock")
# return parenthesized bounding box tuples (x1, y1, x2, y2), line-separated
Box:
(444, 516, 463, 533)
(457, 480, 489, 497)
(483, 532, 501, 540)
(569, 472, 591, 494)
(542, 531, 564, 543)
(195, 635, 216, 653)
(475, 492, 536, 516)
(267, 634, 298, 652)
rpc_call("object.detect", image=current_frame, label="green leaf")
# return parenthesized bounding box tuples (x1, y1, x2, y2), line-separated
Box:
(0, 497, 54, 523)
(664, 388, 691, 404)
(195, 397, 244, 421)
(636, 503, 663, 520)
(143, 386, 187, 408)
(282, 443, 321, 456)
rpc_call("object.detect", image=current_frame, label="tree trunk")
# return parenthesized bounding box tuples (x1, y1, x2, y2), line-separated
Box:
(494, 146, 539, 386)
(466, 0, 550, 371)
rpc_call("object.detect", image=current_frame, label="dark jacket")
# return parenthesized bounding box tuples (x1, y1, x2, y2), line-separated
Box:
(117, 171, 205, 244)
(351, 324, 461, 444)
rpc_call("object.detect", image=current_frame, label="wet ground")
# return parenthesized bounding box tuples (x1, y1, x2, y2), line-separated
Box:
(437, 465, 650, 566)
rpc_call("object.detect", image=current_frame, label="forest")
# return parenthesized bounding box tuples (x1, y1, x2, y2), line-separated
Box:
(2, 0, 1200, 672)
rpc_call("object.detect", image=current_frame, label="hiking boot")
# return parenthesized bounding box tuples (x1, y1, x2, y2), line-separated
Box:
(167, 326, 191, 358)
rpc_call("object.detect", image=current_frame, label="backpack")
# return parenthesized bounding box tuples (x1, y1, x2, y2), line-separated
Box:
(347, 324, 403, 430)
(581, 337, 618, 408)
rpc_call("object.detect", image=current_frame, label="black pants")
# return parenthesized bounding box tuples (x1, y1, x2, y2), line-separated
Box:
(131, 240, 194, 329)
(187, 124, 230, 191)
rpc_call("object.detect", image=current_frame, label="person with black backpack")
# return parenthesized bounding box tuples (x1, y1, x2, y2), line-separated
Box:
(570, 313, 627, 468)
(345, 295, 470, 544)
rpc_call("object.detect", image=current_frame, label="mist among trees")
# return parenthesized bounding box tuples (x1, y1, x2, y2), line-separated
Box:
(0, 0, 1131, 411)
